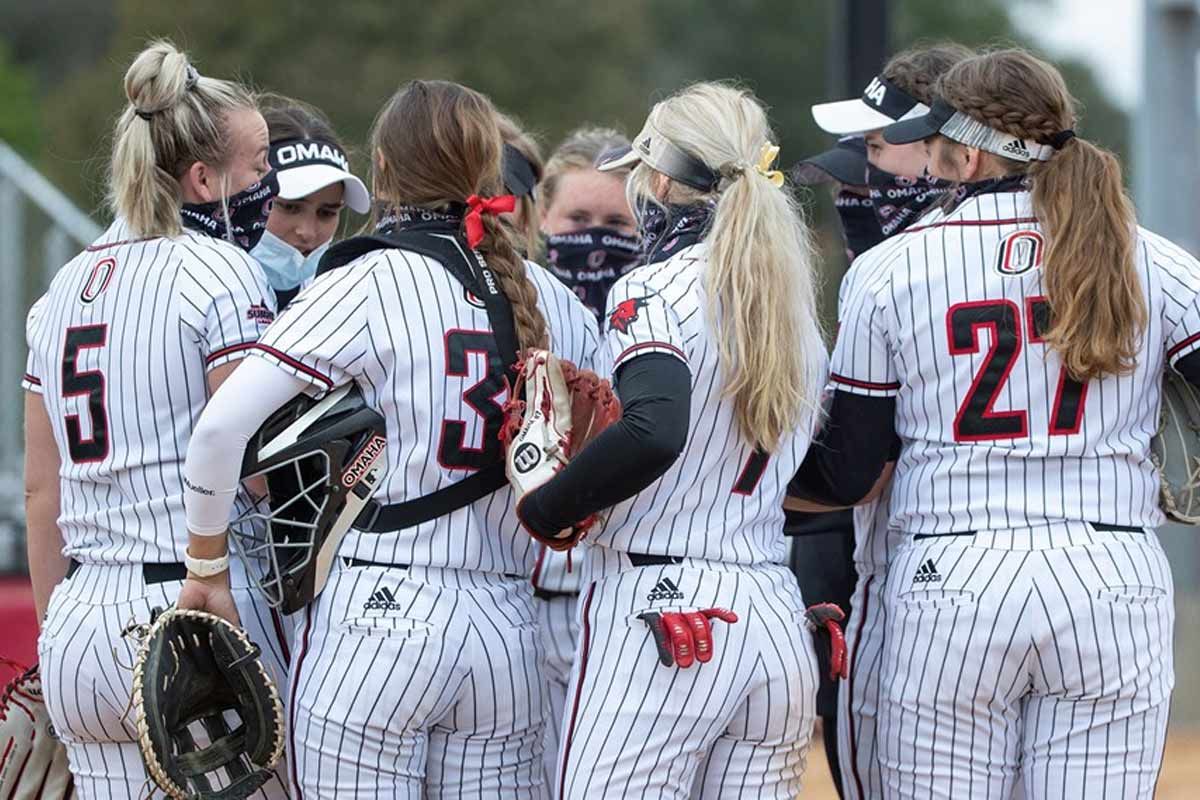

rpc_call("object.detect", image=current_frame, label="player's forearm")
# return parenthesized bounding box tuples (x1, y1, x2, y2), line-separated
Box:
(521, 354, 691, 534)
(788, 389, 898, 506)
(25, 494, 66, 623)
(24, 391, 66, 623)
(185, 357, 309, 547)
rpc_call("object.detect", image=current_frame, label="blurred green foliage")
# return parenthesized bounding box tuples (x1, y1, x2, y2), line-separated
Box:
(0, 41, 40, 160)
(0, 0, 1130, 314)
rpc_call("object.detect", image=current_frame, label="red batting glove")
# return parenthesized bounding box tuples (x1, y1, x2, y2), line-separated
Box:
(637, 608, 739, 668)
(805, 602, 848, 680)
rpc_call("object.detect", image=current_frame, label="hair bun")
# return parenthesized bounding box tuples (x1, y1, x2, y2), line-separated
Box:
(124, 40, 194, 117)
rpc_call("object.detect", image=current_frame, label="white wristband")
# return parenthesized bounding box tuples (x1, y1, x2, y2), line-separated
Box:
(185, 550, 230, 578)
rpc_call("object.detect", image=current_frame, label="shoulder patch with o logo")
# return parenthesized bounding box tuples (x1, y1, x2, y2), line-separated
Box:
(995, 230, 1044, 277)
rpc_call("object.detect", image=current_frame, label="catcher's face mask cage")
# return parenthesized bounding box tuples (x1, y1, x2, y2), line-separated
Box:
(230, 384, 386, 614)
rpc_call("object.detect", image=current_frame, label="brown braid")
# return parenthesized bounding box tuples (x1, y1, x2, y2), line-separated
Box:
(369, 80, 550, 351)
(882, 42, 974, 106)
(937, 49, 1144, 381)
(475, 213, 549, 349)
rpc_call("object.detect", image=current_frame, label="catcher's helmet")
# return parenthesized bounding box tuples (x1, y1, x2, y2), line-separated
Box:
(231, 384, 386, 613)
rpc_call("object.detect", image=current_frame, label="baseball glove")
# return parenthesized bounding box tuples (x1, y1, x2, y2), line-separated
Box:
(0, 661, 74, 799)
(1152, 368, 1200, 525)
(500, 349, 621, 550)
(131, 607, 284, 800)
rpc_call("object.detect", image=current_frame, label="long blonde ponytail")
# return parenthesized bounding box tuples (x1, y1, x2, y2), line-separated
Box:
(628, 83, 825, 451)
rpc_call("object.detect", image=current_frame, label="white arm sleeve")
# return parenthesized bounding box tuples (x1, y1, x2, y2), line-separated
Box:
(185, 356, 311, 535)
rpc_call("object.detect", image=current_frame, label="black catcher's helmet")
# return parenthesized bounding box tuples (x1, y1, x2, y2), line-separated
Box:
(231, 384, 386, 613)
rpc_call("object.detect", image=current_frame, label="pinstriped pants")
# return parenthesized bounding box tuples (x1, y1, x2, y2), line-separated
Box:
(837, 562, 889, 800)
(879, 523, 1174, 799)
(537, 593, 580, 792)
(556, 560, 818, 799)
(37, 563, 290, 799)
(287, 561, 547, 799)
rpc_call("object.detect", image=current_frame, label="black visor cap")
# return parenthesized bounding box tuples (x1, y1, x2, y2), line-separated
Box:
(882, 99, 956, 145)
(792, 137, 869, 186)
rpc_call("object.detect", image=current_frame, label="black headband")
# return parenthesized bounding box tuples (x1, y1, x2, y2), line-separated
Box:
(502, 143, 539, 198)
(861, 75, 925, 121)
(269, 137, 351, 173)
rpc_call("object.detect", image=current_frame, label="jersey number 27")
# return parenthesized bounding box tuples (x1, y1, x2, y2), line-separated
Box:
(948, 297, 1087, 442)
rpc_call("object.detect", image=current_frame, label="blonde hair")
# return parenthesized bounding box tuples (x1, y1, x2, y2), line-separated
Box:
(540, 126, 631, 210)
(937, 49, 1143, 380)
(495, 112, 544, 256)
(108, 40, 257, 238)
(371, 80, 548, 350)
(628, 82, 825, 452)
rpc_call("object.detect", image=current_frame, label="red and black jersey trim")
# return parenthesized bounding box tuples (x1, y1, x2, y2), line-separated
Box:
(1168, 331, 1200, 361)
(85, 236, 157, 252)
(22, 373, 42, 386)
(830, 373, 900, 392)
(902, 216, 1038, 234)
(205, 342, 334, 389)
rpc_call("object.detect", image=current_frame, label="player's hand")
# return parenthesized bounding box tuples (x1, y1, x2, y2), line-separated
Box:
(637, 608, 739, 668)
(805, 602, 848, 680)
(177, 573, 241, 626)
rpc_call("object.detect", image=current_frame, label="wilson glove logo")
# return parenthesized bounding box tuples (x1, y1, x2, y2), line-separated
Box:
(512, 442, 541, 474)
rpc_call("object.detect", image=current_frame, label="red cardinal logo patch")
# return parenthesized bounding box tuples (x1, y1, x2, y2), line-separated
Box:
(609, 297, 647, 334)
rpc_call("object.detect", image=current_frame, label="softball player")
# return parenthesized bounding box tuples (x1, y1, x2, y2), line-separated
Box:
(23, 41, 288, 797)
(178, 79, 599, 798)
(514, 82, 828, 799)
(251, 95, 370, 309)
(791, 48, 1186, 799)
(801, 42, 972, 800)
(526, 125, 639, 788)
(539, 126, 640, 318)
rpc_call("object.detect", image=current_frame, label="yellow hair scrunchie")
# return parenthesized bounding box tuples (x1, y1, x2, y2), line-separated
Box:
(755, 144, 785, 188)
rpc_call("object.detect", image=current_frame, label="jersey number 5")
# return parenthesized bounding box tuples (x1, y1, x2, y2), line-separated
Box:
(62, 324, 109, 463)
(947, 298, 1087, 442)
(439, 329, 505, 470)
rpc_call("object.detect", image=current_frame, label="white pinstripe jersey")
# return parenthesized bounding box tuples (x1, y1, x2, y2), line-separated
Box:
(23, 218, 276, 563)
(250, 242, 599, 574)
(588, 243, 827, 568)
(833, 188, 1200, 533)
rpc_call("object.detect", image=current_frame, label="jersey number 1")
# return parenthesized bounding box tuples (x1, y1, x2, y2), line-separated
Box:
(947, 298, 1087, 442)
(62, 324, 109, 463)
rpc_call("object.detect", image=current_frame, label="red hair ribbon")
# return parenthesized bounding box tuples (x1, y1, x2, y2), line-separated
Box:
(464, 194, 516, 248)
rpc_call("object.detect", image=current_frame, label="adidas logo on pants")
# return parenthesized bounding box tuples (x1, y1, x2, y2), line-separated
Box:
(912, 559, 942, 584)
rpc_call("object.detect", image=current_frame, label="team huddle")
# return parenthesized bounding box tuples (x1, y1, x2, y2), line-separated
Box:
(8, 33, 1191, 800)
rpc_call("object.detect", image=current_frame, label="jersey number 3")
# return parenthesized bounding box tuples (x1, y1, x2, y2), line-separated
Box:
(439, 330, 505, 470)
(62, 324, 109, 463)
(947, 298, 1087, 442)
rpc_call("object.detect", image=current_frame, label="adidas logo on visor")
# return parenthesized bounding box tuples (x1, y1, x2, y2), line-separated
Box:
(647, 577, 685, 602)
(1002, 139, 1033, 159)
(912, 559, 942, 584)
(363, 586, 403, 611)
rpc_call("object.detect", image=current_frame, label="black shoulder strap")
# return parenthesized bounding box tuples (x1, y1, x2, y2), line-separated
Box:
(321, 230, 519, 533)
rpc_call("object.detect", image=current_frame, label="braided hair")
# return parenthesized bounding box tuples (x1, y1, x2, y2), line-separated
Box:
(938, 48, 1143, 381)
(882, 42, 975, 106)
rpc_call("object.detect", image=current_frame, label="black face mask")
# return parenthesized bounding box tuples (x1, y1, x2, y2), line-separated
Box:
(638, 201, 714, 266)
(834, 190, 885, 262)
(375, 204, 464, 236)
(866, 166, 955, 238)
(544, 227, 641, 320)
(181, 170, 279, 251)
